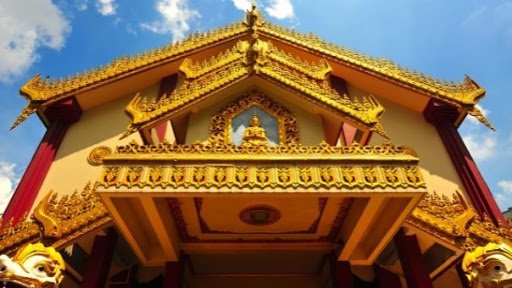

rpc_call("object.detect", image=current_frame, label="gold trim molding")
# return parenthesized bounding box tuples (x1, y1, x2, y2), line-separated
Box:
(112, 140, 418, 159)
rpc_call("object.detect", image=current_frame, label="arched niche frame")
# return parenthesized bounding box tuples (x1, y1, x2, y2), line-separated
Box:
(209, 90, 300, 146)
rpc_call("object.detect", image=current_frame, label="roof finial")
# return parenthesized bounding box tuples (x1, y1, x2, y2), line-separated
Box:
(245, 1, 264, 28)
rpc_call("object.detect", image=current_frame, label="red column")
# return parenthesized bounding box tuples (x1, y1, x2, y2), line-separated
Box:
(81, 229, 118, 288)
(423, 100, 505, 226)
(163, 255, 185, 288)
(394, 229, 433, 288)
(330, 253, 354, 288)
(3, 98, 81, 223)
(375, 265, 402, 288)
(456, 261, 471, 288)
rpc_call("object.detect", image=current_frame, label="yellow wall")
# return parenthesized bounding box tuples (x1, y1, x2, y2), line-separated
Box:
(186, 93, 324, 145)
(354, 85, 467, 200)
(32, 85, 158, 209)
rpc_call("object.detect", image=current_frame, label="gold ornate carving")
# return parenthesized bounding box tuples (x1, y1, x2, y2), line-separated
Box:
(462, 242, 512, 288)
(33, 183, 110, 239)
(0, 215, 40, 256)
(239, 205, 281, 226)
(97, 164, 425, 190)
(0, 242, 66, 288)
(406, 193, 512, 252)
(467, 106, 495, 131)
(123, 39, 386, 138)
(10, 104, 37, 130)
(0, 185, 112, 256)
(209, 91, 300, 145)
(87, 146, 112, 166)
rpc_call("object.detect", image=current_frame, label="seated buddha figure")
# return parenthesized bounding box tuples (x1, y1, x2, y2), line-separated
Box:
(242, 114, 269, 146)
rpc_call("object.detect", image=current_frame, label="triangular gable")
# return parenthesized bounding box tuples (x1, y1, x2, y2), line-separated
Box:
(124, 38, 387, 138)
(12, 5, 492, 130)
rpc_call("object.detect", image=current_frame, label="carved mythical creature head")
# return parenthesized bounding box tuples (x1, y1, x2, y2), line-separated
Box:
(462, 242, 512, 288)
(0, 243, 65, 288)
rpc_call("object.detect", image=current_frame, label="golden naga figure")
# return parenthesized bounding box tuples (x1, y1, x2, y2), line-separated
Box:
(462, 242, 512, 288)
(0, 243, 65, 288)
(241, 114, 268, 146)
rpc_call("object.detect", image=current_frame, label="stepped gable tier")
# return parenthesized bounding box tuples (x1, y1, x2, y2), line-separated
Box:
(12, 8, 492, 130)
(123, 41, 387, 138)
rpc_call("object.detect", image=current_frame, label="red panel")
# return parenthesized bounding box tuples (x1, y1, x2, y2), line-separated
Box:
(342, 122, 358, 145)
(81, 229, 118, 288)
(163, 256, 185, 288)
(423, 100, 505, 226)
(375, 265, 402, 288)
(2, 98, 81, 223)
(330, 254, 354, 288)
(154, 121, 168, 142)
(394, 229, 433, 288)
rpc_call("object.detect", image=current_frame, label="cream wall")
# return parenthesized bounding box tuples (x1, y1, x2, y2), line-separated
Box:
(186, 93, 324, 145)
(354, 85, 467, 200)
(31, 85, 158, 210)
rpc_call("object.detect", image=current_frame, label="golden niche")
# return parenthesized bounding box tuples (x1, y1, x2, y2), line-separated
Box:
(241, 114, 269, 146)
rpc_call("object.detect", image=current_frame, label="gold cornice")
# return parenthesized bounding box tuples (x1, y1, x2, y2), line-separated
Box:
(96, 141, 424, 190)
(406, 192, 512, 251)
(0, 183, 112, 255)
(112, 140, 418, 159)
(98, 163, 425, 190)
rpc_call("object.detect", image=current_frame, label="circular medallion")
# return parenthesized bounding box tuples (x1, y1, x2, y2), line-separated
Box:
(87, 146, 112, 166)
(239, 205, 281, 226)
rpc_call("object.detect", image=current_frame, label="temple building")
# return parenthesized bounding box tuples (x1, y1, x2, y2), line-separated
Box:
(2, 6, 512, 288)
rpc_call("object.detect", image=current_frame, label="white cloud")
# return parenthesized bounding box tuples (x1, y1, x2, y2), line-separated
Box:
(467, 104, 489, 125)
(265, 0, 294, 19)
(0, 162, 17, 215)
(499, 180, 512, 194)
(229, 0, 294, 20)
(96, 0, 117, 16)
(462, 134, 497, 161)
(0, 0, 70, 82)
(231, 0, 252, 11)
(76, 0, 88, 11)
(141, 0, 200, 42)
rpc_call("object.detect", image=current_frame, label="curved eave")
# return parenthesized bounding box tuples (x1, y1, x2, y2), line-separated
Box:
(257, 24, 486, 107)
(19, 22, 251, 102)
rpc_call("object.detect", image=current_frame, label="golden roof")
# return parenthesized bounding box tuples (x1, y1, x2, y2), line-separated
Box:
(13, 5, 491, 129)
(124, 39, 387, 137)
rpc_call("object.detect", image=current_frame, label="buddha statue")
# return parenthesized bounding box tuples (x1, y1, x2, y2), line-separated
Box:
(241, 114, 268, 146)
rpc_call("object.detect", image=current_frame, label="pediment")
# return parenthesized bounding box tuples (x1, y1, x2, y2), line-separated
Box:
(123, 38, 387, 140)
(12, 6, 492, 130)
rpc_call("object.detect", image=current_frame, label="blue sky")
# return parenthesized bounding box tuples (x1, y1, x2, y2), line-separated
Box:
(0, 0, 511, 212)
